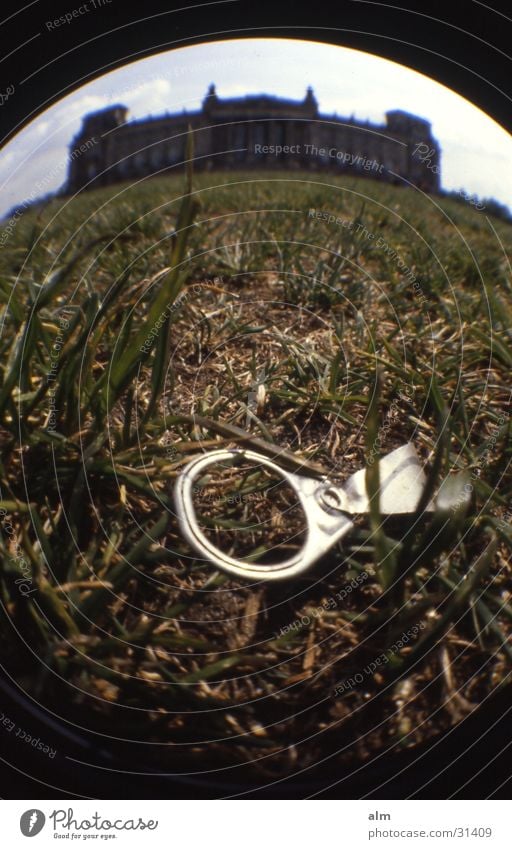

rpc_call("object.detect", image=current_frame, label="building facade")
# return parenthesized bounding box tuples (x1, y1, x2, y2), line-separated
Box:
(65, 85, 441, 194)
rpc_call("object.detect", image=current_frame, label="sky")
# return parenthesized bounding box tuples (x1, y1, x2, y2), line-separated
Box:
(1, 37, 511, 218)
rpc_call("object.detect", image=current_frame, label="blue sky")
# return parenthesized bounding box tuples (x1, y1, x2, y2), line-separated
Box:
(1, 37, 511, 218)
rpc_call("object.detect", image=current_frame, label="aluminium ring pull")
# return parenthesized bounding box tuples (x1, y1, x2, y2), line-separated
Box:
(174, 442, 434, 582)
(174, 448, 354, 582)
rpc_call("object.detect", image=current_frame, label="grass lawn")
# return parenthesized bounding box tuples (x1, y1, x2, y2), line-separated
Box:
(0, 165, 511, 780)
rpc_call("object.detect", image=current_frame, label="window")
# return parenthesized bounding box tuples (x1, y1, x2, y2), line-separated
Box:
(232, 124, 247, 162)
(253, 124, 265, 148)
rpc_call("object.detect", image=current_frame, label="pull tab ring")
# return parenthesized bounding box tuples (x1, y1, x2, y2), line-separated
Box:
(174, 448, 354, 582)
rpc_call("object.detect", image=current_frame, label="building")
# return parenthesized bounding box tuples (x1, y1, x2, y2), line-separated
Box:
(65, 84, 441, 194)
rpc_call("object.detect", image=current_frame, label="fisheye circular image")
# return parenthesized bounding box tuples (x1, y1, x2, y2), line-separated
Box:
(0, 36, 511, 797)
